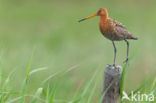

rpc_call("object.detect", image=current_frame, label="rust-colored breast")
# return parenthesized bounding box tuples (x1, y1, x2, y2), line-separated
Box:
(99, 19, 116, 40)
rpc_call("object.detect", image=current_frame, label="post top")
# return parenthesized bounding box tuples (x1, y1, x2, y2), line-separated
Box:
(104, 64, 123, 76)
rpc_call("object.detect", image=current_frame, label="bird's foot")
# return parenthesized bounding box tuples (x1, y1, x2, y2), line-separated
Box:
(107, 64, 116, 69)
(112, 64, 116, 67)
(123, 58, 129, 63)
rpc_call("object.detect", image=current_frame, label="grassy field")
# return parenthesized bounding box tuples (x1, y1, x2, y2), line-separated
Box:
(0, 0, 156, 103)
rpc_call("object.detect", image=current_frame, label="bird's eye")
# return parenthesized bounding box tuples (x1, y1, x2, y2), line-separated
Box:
(98, 10, 102, 14)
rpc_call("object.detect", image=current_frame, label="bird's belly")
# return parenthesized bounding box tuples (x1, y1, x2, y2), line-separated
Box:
(102, 32, 124, 41)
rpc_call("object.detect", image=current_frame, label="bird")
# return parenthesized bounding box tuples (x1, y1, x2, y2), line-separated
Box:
(78, 8, 138, 66)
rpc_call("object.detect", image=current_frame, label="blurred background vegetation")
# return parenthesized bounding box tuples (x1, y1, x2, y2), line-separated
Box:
(0, 0, 156, 102)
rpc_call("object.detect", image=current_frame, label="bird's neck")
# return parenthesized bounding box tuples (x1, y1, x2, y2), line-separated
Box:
(100, 15, 108, 24)
(99, 15, 109, 33)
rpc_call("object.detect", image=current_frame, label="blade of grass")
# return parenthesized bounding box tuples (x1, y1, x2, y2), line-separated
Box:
(128, 67, 156, 97)
(6, 96, 22, 103)
(1, 70, 15, 91)
(42, 71, 61, 85)
(49, 83, 57, 103)
(0, 77, 10, 103)
(30, 88, 43, 103)
(72, 82, 82, 100)
(150, 77, 156, 91)
(0, 61, 2, 87)
(42, 64, 80, 84)
(44, 83, 57, 103)
(7, 93, 45, 103)
(72, 68, 99, 103)
(3, 92, 11, 103)
(87, 69, 102, 103)
(120, 61, 129, 100)
(0, 69, 15, 103)
(45, 84, 50, 103)
(120, 52, 139, 102)
(86, 81, 97, 103)
(20, 49, 35, 103)
(0, 53, 2, 86)
(29, 67, 48, 76)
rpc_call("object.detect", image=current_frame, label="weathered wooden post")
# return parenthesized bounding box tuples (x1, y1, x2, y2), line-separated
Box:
(102, 65, 123, 103)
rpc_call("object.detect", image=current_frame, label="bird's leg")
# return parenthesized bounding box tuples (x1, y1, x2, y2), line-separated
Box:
(112, 41, 117, 66)
(123, 39, 129, 63)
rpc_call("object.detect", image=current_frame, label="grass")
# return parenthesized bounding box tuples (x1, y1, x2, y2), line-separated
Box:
(0, 55, 155, 103)
(0, 0, 156, 103)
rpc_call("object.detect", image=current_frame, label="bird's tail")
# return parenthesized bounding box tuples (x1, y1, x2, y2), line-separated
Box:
(132, 37, 138, 40)
(129, 34, 138, 40)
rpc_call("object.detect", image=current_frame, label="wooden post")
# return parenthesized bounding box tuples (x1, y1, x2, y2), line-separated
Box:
(102, 65, 123, 103)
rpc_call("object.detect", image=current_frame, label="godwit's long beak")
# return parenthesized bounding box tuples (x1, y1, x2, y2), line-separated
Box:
(78, 13, 97, 22)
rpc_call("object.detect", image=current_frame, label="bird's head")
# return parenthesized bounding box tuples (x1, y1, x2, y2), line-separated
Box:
(78, 8, 108, 22)
(97, 8, 108, 16)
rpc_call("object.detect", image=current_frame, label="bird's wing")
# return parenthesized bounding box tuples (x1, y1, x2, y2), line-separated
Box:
(112, 19, 127, 29)
(110, 19, 133, 39)
(109, 19, 137, 40)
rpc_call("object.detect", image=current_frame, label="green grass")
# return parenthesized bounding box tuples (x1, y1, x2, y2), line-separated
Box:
(0, 56, 155, 103)
(0, 0, 156, 103)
